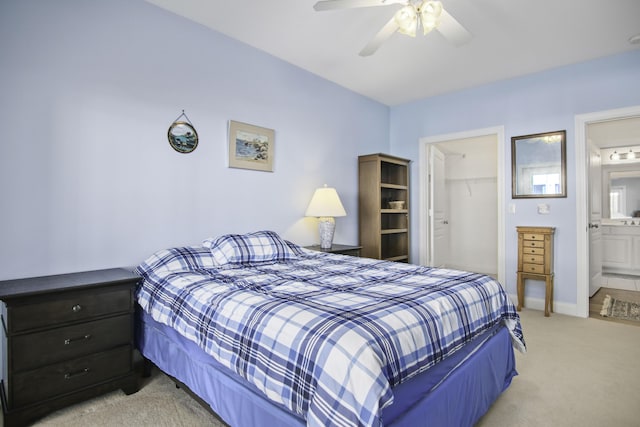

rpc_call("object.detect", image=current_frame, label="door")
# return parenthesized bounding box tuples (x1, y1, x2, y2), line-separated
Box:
(588, 138, 603, 297)
(429, 145, 448, 267)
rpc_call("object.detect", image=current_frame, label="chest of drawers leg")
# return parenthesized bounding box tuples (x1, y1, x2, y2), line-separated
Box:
(0, 269, 140, 426)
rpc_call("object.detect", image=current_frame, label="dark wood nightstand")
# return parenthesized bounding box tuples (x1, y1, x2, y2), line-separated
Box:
(304, 244, 362, 257)
(0, 268, 140, 426)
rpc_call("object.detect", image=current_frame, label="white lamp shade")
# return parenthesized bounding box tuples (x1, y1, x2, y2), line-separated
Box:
(305, 186, 347, 218)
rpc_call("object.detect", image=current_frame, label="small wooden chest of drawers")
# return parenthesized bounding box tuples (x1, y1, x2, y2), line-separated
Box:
(516, 226, 555, 316)
(0, 268, 140, 426)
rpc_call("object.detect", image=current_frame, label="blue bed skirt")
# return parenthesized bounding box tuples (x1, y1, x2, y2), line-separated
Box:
(136, 310, 516, 426)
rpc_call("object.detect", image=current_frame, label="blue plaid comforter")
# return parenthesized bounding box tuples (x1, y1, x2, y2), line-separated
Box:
(136, 246, 525, 427)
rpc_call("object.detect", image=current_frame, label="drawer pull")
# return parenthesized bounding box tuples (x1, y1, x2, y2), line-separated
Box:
(64, 368, 90, 380)
(64, 334, 92, 345)
(72, 304, 82, 313)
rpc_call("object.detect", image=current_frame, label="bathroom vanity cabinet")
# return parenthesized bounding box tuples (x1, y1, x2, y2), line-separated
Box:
(602, 224, 640, 275)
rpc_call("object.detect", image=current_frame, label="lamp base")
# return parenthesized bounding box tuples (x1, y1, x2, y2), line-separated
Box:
(318, 217, 336, 249)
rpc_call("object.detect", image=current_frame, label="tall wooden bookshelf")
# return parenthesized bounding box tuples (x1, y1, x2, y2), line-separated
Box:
(358, 153, 410, 262)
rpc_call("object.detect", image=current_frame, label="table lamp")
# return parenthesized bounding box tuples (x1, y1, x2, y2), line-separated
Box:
(305, 185, 347, 249)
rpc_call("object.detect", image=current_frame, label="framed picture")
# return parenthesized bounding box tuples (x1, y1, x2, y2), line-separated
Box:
(168, 121, 198, 153)
(228, 120, 275, 172)
(511, 130, 567, 198)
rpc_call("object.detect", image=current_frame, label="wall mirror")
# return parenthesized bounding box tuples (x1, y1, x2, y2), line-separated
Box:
(511, 130, 566, 198)
(604, 169, 640, 218)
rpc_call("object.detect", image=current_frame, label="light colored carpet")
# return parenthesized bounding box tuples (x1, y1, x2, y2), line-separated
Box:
(34, 372, 224, 427)
(26, 308, 640, 427)
(477, 308, 640, 427)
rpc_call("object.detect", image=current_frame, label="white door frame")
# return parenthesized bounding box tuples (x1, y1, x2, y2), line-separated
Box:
(418, 126, 506, 284)
(575, 105, 640, 318)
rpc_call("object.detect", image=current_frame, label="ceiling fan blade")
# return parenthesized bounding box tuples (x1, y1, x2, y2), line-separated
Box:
(437, 9, 472, 46)
(359, 16, 399, 57)
(314, 0, 405, 12)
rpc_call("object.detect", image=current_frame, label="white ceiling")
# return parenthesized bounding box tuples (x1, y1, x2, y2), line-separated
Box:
(589, 117, 640, 149)
(144, 0, 640, 106)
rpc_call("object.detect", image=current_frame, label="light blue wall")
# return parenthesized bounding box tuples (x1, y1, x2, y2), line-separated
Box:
(0, 0, 389, 280)
(390, 49, 640, 306)
(2, 0, 638, 306)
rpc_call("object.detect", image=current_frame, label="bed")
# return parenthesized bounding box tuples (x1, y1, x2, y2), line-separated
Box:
(134, 231, 526, 427)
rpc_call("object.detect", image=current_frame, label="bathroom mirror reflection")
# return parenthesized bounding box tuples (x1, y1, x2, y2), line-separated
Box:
(606, 170, 640, 219)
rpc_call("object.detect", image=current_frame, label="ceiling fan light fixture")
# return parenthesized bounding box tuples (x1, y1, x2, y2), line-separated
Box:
(420, 1, 442, 34)
(395, 5, 418, 37)
(313, 0, 472, 56)
(421, 15, 439, 34)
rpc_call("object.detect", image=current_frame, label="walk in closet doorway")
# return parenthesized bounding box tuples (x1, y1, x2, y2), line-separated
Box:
(418, 127, 505, 284)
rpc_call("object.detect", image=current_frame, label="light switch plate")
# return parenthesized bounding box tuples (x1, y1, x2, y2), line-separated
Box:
(537, 203, 550, 214)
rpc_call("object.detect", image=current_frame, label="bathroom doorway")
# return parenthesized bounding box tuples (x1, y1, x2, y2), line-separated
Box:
(576, 106, 640, 318)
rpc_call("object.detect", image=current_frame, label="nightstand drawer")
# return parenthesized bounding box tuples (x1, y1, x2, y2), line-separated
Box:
(523, 233, 545, 241)
(523, 263, 545, 274)
(523, 240, 545, 249)
(11, 345, 132, 408)
(8, 288, 132, 333)
(523, 247, 544, 256)
(523, 254, 544, 265)
(12, 315, 132, 372)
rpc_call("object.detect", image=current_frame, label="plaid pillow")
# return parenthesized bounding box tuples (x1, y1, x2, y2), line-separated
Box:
(203, 230, 300, 266)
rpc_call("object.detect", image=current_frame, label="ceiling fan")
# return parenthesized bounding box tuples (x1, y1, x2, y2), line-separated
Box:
(313, 0, 472, 56)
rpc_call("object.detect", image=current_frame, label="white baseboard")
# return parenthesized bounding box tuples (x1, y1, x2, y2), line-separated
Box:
(601, 274, 640, 291)
(508, 293, 580, 317)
